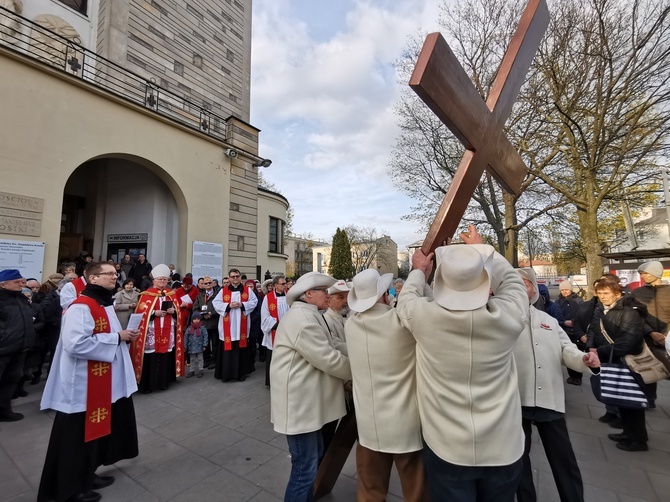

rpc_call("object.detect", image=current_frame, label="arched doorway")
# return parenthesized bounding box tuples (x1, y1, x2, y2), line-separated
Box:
(58, 154, 186, 268)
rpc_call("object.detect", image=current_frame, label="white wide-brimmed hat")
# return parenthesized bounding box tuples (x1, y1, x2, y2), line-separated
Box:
(348, 269, 393, 313)
(328, 280, 351, 295)
(516, 267, 539, 304)
(286, 272, 337, 306)
(151, 264, 170, 279)
(433, 244, 494, 310)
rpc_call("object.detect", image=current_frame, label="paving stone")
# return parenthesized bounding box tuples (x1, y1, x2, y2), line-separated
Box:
(93, 465, 147, 501)
(167, 464, 261, 501)
(136, 451, 219, 500)
(118, 435, 188, 478)
(135, 402, 192, 429)
(237, 415, 281, 443)
(0, 463, 32, 499)
(245, 490, 282, 502)
(211, 404, 266, 430)
(153, 412, 218, 442)
(578, 459, 657, 500)
(603, 436, 670, 476)
(582, 482, 619, 502)
(648, 469, 670, 501)
(211, 436, 283, 476)
(177, 424, 245, 458)
(244, 451, 292, 498)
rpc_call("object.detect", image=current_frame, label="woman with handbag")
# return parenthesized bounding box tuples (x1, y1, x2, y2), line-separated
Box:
(588, 277, 649, 452)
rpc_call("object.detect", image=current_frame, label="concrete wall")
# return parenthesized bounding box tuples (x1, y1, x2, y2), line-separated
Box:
(0, 49, 238, 275)
(257, 189, 288, 278)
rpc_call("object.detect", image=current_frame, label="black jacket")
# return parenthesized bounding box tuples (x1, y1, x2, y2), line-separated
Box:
(588, 296, 646, 361)
(556, 293, 583, 339)
(0, 289, 37, 356)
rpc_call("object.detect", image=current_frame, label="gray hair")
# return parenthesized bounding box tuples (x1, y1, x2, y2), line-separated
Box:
(58, 276, 75, 291)
(394, 279, 405, 286)
(272, 275, 285, 285)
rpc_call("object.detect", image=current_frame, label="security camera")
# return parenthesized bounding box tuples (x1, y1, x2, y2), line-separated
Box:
(252, 159, 273, 168)
(225, 148, 238, 159)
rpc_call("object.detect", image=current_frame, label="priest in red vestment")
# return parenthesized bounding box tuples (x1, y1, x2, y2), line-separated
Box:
(131, 264, 184, 392)
(174, 276, 199, 333)
(212, 268, 257, 381)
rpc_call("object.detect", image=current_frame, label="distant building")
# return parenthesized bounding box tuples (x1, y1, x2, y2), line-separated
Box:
(257, 187, 289, 279)
(285, 233, 328, 279)
(312, 235, 399, 277)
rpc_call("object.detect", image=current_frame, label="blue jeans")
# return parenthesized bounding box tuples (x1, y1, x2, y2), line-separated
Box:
(285, 431, 324, 502)
(423, 442, 522, 502)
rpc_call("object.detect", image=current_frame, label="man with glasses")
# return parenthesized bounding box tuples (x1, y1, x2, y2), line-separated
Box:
(192, 276, 220, 369)
(270, 272, 351, 501)
(212, 269, 258, 382)
(38, 262, 139, 502)
(260, 275, 290, 386)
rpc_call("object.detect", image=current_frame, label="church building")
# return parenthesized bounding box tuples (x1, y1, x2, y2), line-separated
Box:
(0, 0, 286, 281)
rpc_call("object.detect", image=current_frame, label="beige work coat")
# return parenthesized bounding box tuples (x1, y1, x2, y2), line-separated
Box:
(345, 303, 422, 453)
(514, 306, 593, 412)
(270, 301, 351, 435)
(397, 253, 528, 467)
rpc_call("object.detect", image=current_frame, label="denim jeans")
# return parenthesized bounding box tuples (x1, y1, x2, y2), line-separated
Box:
(423, 442, 522, 502)
(285, 431, 324, 502)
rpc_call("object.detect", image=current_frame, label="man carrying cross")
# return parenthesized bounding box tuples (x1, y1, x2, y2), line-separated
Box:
(38, 261, 140, 502)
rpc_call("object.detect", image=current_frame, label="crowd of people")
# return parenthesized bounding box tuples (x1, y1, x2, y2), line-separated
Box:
(0, 238, 668, 501)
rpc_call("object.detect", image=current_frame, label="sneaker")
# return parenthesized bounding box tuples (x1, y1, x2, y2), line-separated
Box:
(0, 412, 24, 422)
(616, 441, 648, 452)
(598, 412, 618, 423)
(609, 418, 624, 429)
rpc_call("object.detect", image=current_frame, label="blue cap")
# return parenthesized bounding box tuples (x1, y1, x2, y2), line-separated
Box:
(0, 269, 23, 282)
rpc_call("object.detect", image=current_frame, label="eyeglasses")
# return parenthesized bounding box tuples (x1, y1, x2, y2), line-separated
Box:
(277, 282, 287, 286)
(204, 281, 212, 284)
(310, 287, 329, 293)
(229, 275, 240, 279)
(95, 272, 117, 277)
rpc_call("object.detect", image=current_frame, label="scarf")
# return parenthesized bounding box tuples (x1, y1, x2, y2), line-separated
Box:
(81, 284, 114, 307)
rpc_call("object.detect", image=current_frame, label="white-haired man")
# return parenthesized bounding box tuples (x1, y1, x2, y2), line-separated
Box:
(397, 225, 529, 501)
(270, 272, 351, 501)
(324, 280, 351, 352)
(346, 269, 426, 501)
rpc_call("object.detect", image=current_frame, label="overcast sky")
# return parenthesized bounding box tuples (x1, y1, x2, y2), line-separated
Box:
(249, 0, 443, 249)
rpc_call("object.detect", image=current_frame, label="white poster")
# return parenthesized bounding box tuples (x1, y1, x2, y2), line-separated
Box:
(192, 241, 224, 282)
(0, 239, 46, 282)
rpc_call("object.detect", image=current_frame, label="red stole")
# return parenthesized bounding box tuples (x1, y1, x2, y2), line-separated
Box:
(267, 291, 281, 345)
(74, 276, 86, 296)
(222, 286, 249, 351)
(72, 295, 113, 442)
(131, 288, 184, 383)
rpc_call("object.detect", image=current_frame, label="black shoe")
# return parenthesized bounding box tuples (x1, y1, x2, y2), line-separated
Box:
(0, 412, 24, 422)
(92, 474, 115, 490)
(196, 371, 204, 378)
(67, 490, 102, 502)
(30, 374, 41, 385)
(237, 375, 246, 382)
(608, 433, 630, 442)
(13, 388, 28, 398)
(616, 441, 648, 452)
(598, 412, 618, 423)
(609, 418, 624, 429)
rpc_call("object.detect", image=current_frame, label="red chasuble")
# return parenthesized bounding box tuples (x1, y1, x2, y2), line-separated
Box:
(74, 276, 86, 296)
(266, 291, 280, 346)
(72, 295, 113, 442)
(131, 288, 184, 383)
(221, 286, 249, 351)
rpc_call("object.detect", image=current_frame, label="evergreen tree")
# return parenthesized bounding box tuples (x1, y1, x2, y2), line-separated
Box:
(329, 228, 353, 279)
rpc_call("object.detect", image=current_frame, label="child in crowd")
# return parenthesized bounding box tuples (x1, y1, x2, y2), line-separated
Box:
(185, 312, 208, 378)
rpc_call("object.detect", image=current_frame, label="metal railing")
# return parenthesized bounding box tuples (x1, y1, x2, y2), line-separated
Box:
(0, 5, 227, 142)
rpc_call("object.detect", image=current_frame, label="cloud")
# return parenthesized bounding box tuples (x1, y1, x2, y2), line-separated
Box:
(251, 0, 441, 248)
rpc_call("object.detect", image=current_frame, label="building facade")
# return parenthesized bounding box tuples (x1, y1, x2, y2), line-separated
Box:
(312, 235, 399, 278)
(0, 0, 282, 281)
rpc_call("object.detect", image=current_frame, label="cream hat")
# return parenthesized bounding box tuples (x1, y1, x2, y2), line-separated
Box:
(638, 260, 664, 279)
(559, 280, 573, 291)
(433, 244, 494, 310)
(516, 267, 540, 304)
(286, 272, 337, 306)
(328, 280, 351, 295)
(348, 269, 393, 313)
(151, 264, 170, 279)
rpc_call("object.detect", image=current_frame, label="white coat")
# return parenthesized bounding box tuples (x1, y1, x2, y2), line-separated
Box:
(270, 301, 351, 435)
(213, 286, 258, 341)
(397, 253, 529, 467)
(324, 308, 348, 355)
(41, 303, 137, 413)
(345, 303, 422, 453)
(513, 306, 593, 412)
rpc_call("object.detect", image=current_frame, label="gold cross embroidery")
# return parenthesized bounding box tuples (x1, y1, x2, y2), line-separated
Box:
(269, 304, 277, 311)
(94, 317, 109, 332)
(89, 407, 109, 423)
(91, 362, 110, 377)
(224, 295, 231, 302)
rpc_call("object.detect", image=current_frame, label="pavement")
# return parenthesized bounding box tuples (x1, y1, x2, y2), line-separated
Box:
(2, 362, 670, 502)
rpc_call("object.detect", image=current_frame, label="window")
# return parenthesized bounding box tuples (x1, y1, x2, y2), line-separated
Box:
(269, 217, 283, 253)
(57, 0, 88, 15)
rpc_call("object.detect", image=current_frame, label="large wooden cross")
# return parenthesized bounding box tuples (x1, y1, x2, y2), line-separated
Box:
(313, 1, 549, 498)
(411, 0, 550, 254)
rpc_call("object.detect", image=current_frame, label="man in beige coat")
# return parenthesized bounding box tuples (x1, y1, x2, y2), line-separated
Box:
(324, 279, 350, 353)
(345, 269, 426, 502)
(270, 272, 351, 501)
(397, 225, 528, 501)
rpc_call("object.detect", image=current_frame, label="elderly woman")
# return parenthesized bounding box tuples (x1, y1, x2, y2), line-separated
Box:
(587, 276, 649, 452)
(114, 279, 139, 329)
(132, 264, 184, 393)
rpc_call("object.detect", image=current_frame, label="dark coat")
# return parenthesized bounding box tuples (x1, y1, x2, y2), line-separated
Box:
(130, 260, 152, 289)
(535, 284, 565, 326)
(574, 296, 598, 340)
(588, 296, 646, 361)
(192, 291, 220, 330)
(0, 288, 37, 356)
(631, 283, 670, 334)
(556, 293, 583, 340)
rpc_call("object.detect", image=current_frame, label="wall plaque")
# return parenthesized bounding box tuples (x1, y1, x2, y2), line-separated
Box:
(0, 216, 42, 237)
(0, 191, 44, 213)
(107, 233, 149, 242)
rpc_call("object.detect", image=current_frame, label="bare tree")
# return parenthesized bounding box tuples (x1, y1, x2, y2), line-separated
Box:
(343, 225, 397, 274)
